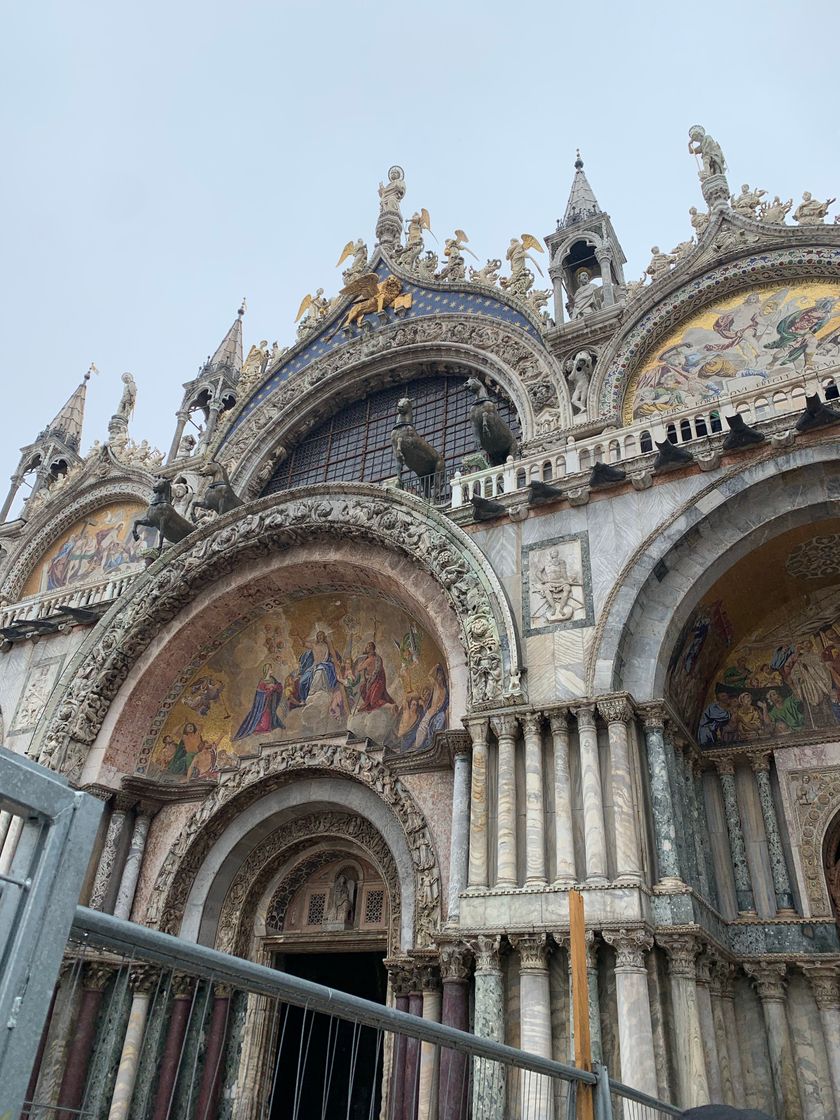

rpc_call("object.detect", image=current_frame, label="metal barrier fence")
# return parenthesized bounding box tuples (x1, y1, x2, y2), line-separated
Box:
(0, 747, 681, 1120)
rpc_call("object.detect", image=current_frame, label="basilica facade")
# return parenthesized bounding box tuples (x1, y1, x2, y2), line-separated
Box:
(3, 132, 840, 1119)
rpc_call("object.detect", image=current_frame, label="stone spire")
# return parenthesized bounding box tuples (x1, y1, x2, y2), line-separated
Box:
(205, 300, 245, 380)
(563, 151, 600, 226)
(45, 366, 92, 453)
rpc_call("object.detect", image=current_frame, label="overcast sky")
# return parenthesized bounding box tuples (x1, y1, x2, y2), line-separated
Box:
(2, 1, 837, 493)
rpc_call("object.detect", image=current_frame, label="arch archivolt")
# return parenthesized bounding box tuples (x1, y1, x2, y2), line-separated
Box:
(32, 483, 522, 781)
(214, 314, 570, 495)
(784, 766, 840, 917)
(217, 813, 400, 957)
(147, 744, 440, 950)
(592, 242, 840, 420)
(587, 439, 840, 698)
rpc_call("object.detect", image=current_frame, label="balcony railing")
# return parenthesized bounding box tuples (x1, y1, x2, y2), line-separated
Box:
(0, 569, 142, 629)
(450, 368, 840, 508)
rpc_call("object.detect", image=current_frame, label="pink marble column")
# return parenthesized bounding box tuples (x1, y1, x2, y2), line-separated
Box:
(151, 975, 195, 1120)
(404, 979, 424, 1120)
(194, 984, 231, 1120)
(437, 945, 471, 1120)
(387, 962, 413, 1120)
(56, 962, 114, 1120)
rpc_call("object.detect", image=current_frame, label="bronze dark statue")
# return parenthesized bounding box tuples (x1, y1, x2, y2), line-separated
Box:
(391, 397, 445, 498)
(132, 477, 194, 552)
(191, 460, 242, 520)
(465, 377, 517, 466)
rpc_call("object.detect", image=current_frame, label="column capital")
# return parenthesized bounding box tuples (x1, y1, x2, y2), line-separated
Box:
(113, 792, 137, 813)
(637, 702, 667, 730)
(82, 783, 117, 803)
(521, 711, 543, 738)
(137, 799, 160, 820)
(694, 952, 715, 986)
(802, 963, 840, 1010)
(469, 934, 503, 973)
(491, 714, 519, 739)
(418, 962, 441, 992)
(83, 961, 116, 992)
(602, 927, 652, 970)
(466, 717, 489, 746)
(573, 703, 597, 730)
(385, 958, 414, 997)
(714, 757, 736, 777)
(744, 960, 788, 1002)
(712, 959, 737, 999)
(510, 933, 551, 971)
(129, 964, 160, 994)
(749, 751, 772, 774)
(439, 943, 472, 983)
(171, 972, 197, 998)
(597, 696, 633, 725)
(657, 931, 701, 979)
(548, 708, 570, 735)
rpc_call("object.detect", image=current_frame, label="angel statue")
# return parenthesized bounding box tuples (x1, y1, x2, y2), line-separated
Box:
(336, 239, 369, 286)
(295, 288, 330, 340)
(239, 340, 271, 392)
(114, 371, 137, 422)
(397, 209, 432, 270)
(438, 230, 476, 282)
(500, 234, 544, 299)
(378, 165, 406, 218)
(688, 125, 726, 180)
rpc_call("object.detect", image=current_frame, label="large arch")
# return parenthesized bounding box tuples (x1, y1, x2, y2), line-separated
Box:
(215, 314, 570, 495)
(32, 483, 523, 781)
(587, 438, 840, 699)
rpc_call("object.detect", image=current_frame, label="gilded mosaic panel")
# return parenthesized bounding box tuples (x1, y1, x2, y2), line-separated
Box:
(623, 281, 840, 423)
(144, 593, 449, 783)
(21, 502, 153, 597)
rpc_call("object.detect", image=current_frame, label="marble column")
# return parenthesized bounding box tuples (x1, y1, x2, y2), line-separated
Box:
(151, 975, 195, 1120)
(438, 945, 471, 1120)
(601, 929, 658, 1098)
(470, 936, 505, 1120)
(107, 966, 159, 1120)
(667, 736, 697, 888)
(56, 962, 114, 1120)
(693, 955, 723, 1103)
(599, 697, 642, 883)
(418, 965, 441, 1120)
(658, 933, 709, 1109)
(113, 804, 155, 921)
(0, 812, 24, 875)
(707, 959, 734, 1105)
(511, 934, 553, 1120)
(25, 980, 59, 1110)
(745, 962, 802, 1120)
(714, 962, 745, 1103)
(584, 931, 603, 1064)
(596, 250, 615, 306)
(467, 719, 489, 890)
(195, 983, 232, 1120)
(682, 748, 711, 900)
(448, 739, 471, 923)
(692, 761, 719, 907)
(88, 795, 133, 912)
(803, 963, 840, 1116)
(405, 979, 424, 1120)
(575, 705, 608, 884)
(639, 706, 683, 887)
(750, 754, 795, 913)
(386, 962, 412, 1120)
(35, 961, 83, 1110)
(715, 759, 755, 914)
(492, 715, 519, 888)
(549, 710, 576, 884)
(522, 713, 547, 886)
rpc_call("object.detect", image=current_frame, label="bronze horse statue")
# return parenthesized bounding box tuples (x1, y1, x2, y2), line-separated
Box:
(191, 460, 242, 520)
(465, 377, 517, 466)
(391, 397, 445, 499)
(132, 477, 194, 552)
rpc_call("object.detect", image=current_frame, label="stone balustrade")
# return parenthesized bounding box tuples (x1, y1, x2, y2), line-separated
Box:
(449, 365, 840, 508)
(0, 569, 141, 628)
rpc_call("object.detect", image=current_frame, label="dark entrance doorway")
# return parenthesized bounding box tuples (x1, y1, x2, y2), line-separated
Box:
(269, 950, 387, 1120)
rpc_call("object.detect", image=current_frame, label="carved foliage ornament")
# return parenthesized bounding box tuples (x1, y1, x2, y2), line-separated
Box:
(788, 766, 840, 915)
(32, 485, 521, 777)
(145, 742, 442, 948)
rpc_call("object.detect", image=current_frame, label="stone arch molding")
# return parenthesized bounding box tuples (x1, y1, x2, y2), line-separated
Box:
(32, 482, 522, 779)
(586, 440, 840, 699)
(218, 813, 400, 957)
(786, 767, 840, 917)
(214, 313, 570, 496)
(592, 241, 840, 421)
(146, 743, 441, 950)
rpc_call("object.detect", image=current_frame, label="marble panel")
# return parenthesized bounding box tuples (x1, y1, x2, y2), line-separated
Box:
(521, 532, 594, 637)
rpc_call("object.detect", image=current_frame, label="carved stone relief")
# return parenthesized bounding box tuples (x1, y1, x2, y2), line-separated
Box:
(522, 533, 594, 636)
(786, 766, 840, 915)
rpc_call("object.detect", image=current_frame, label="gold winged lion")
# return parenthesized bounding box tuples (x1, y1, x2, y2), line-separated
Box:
(339, 272, 412, 329)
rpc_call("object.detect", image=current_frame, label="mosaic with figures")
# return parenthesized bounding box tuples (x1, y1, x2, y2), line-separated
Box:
(144, 593, 449, 782)
(22, 503, 154, 597)
(623, 281, 840, 423)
